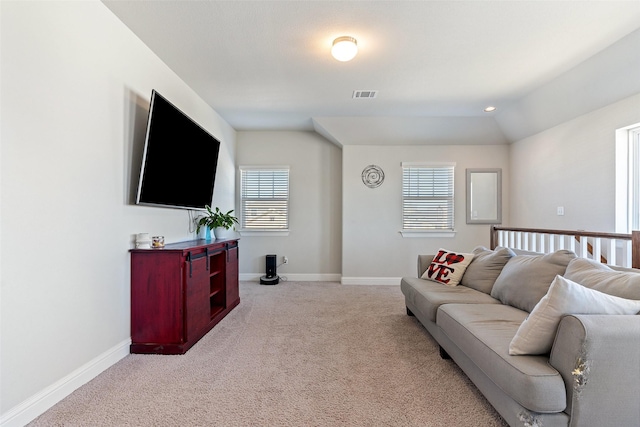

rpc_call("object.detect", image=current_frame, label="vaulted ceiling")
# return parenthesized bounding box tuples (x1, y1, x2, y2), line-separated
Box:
(103, 1, 640, 146)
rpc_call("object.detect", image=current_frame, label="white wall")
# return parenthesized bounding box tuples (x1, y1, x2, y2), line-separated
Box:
(0, 1, 235, 424)
(509, 93, 640, 231)
(236, 131, 342, 280)
(342, 145, 510, 283)
(496, 28, 640, 143)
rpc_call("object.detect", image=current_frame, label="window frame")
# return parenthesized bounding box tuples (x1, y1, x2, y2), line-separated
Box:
(615, 124, 640, 234)
(238, 165, 290, 236)
(630, 126, 640, 231)
(400, 162, 456, 238)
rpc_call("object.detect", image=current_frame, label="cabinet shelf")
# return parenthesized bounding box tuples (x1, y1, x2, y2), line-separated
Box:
(210, 305, 224, 319)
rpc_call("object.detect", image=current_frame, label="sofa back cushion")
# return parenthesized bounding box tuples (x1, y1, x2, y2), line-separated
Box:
(564, 257, 640, 300)
(460, 246, 516, 294)
(490, 250, 576, 312)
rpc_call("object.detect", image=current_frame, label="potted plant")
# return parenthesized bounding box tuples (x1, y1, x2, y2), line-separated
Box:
(196, 206, 239, 240)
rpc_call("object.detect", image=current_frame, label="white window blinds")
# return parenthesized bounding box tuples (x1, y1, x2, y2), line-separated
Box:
(402, 163, 455, 230)
(240, 167, 289, 230)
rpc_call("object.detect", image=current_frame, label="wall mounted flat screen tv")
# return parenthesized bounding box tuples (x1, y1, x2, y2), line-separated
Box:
(136, 90, 220, 211)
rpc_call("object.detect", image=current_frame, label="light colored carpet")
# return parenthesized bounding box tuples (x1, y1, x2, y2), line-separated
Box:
(30, 281, 508, 426)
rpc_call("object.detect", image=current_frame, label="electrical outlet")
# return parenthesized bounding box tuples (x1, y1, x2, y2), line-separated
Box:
(283, 256, 289, 264)
(557, 206, 565, 216)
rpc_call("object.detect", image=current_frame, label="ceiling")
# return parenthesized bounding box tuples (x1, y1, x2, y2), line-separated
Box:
(102, 1, 640, 146)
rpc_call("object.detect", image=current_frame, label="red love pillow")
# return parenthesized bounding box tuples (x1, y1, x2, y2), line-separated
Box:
(422, 248, 475, 286)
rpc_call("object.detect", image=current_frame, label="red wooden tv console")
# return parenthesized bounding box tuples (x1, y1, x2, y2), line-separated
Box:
(130, 238, 239, 354)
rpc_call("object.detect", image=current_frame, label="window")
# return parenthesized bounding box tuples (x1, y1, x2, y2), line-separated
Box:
(239, 166, 289, 232)
(402, 162, 455, 234)
(615, 124, 640, 233)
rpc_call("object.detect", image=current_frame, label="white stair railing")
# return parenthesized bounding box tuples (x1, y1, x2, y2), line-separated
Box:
(491, 226, 640, 268)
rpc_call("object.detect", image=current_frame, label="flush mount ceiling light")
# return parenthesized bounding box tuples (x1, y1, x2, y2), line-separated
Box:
(484, 106, 497, 113)
(331, 36, 358, 62)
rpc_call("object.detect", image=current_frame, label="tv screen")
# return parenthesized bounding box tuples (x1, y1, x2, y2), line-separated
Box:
(136, 90, 220, 211)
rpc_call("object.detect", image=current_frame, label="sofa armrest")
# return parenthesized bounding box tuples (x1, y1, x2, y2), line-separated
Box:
(417, 255, 435, 277)
(549, 314, 640, 426)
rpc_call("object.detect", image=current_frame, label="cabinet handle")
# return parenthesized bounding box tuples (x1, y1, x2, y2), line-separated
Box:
(186, 253, 193, 277)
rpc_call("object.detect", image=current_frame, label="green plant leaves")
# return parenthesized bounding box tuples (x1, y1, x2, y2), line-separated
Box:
(195, 205, 239, 234)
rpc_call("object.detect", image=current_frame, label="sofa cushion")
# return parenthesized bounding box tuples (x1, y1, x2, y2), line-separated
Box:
(460, 246, 516, 294)
(564, 257, 640, 300)
(400, 276, 500, 322)
(509, 275, 640, 355)
(421, 248, 474, 286)
(491, 250, 576, 312)
(437, 303, 567, 413)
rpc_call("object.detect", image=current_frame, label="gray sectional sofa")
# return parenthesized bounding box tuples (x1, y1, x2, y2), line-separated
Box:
(401, 246, 640, 427)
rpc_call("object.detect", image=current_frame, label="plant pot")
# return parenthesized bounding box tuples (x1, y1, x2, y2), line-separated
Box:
(214, 227, 234, 240)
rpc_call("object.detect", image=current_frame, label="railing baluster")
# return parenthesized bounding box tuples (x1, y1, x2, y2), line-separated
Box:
(557, 235, 565, 250)
(607, 239, 616, 266)
(580, 236, 588, 260)
(531, 233, 537, 252)
(593, 238, 602, 263)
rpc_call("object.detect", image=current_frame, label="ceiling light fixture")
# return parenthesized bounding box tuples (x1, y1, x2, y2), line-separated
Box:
(484, 106, 497, 113)
(331, 36, 358, 62)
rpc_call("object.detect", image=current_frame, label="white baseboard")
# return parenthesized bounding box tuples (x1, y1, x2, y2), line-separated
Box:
(240, 273, 342, 282)
(0, 338, 131, 427)
(340, 277, 402, 285)
(239, 274, 401, 285)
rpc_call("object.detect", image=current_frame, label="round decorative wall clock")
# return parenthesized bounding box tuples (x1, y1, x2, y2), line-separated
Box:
(361, 165, 385, 188)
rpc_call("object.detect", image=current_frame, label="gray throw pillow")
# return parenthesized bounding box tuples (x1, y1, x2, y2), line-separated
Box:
(509, 275, 640, 355)
(460, 246, 516, 294)
(490, 250, 576, 312)
(564, 257, 640, 300)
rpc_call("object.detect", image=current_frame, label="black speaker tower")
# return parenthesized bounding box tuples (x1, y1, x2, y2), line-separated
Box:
(260, 254, 279, 285)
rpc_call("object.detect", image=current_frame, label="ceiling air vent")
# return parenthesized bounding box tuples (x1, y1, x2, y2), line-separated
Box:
(352, 90, 378, 99)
